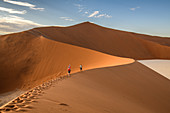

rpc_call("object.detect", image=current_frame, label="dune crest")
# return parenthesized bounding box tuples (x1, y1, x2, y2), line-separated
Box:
(0, 32, 134, 94)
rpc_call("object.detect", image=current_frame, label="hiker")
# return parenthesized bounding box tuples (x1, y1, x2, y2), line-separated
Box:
(68, 65, 71, 76)
(80, 64, 82, 71)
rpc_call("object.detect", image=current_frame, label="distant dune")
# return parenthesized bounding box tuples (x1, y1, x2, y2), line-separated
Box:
(30, 22, 170, 59)
(0, 31, 133, 94)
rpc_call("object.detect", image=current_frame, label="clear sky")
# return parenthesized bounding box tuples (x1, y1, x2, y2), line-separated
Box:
(0, 0, 170, 37)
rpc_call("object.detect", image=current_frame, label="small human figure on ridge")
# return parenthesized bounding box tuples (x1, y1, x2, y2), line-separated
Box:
(80, 64, 82, 71)
(68, 65, 71, 76)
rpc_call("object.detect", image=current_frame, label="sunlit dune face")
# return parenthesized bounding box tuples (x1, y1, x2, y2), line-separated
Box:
(0, 33, 134, 94)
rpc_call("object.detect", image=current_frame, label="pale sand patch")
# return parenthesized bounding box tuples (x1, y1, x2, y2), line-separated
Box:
(138, 60, 170, 79)
(0, 89, 24, 107)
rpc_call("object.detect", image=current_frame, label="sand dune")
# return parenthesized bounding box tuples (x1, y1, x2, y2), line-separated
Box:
(0, 31, 133, 94)
(0, 22, 170, 112)
(29, 22, 170, 59)
(4, 62, 169, 113)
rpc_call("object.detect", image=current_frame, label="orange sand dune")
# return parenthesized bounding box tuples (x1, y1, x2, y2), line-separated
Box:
(29, 22, 170, 59)
(0, 22, 170, 113)
(0, 31, 133, 94)
(20, 62, 170, 113)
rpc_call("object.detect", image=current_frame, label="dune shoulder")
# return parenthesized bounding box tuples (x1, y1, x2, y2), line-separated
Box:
(4, 61, 169, 113)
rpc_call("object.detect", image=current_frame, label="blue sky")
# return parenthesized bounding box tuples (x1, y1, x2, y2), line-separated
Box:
(0, 0, 170, 37)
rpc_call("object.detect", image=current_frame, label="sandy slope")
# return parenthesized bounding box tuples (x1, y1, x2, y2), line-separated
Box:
(31, 22, 170, 59)
(0, 32, 133, 94)
(8, 62, 169, 113)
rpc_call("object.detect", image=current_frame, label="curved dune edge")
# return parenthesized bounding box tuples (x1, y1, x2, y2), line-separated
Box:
(0, 33, 134, 95)
(1, 61, 170, 113)
(22, 36, 134, 90)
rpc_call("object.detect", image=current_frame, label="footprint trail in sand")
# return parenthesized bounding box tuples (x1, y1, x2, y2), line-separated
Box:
(0, 75, 69, 113)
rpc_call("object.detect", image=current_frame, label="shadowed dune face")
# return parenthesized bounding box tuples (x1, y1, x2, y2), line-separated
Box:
(0, 32, 134, 94)
(26, 62, 170, 113)
(31, 22, 170, 59)
(0, 32, 40, 93)
(130, 33, 170, 47)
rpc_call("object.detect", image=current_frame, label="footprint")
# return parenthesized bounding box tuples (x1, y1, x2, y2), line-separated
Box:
(59, 103, 69, 106)
(22, 101, 31, 105)
(4, 108, 12, 112)
(13, 98, 24, 103)
(5, 104, 15, 108)
(21, 95, 28, 99)
(31, 100, 38, 103)
(15, 108, 28, 112)
(16, 103, 26, 107)
(0, 108, 4, 111)
(24, 105, 34, 109)
(12, 106, 19, 111)
(4, 106, 19, 112)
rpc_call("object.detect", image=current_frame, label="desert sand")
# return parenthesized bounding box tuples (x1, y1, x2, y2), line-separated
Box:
(139, 60, 170, 79)
(1, 62, 169, 113)
(0, 32, 133, 94)
(0, 22, 170, 113)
